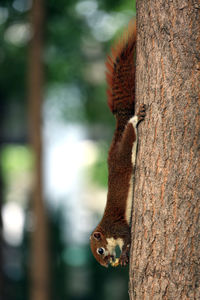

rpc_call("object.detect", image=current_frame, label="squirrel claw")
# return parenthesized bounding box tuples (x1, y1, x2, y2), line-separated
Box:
(137, 104, 146, 122)
(119, 254, 129, 267)
(119, 252, 129, 267)
(119, 243, 130, 267)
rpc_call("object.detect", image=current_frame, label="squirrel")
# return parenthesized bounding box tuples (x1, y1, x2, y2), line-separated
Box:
(90, 20, 146, 267)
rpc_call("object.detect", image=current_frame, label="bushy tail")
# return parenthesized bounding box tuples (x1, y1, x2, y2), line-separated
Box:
(105, 19, 136, 143)
(106, 20, 136, 117)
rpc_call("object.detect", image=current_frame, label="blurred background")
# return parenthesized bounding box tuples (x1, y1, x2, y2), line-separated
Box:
(0, 0, 136, 299)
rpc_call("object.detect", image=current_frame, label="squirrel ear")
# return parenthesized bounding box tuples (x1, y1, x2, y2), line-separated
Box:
(93, 232, 102, 240)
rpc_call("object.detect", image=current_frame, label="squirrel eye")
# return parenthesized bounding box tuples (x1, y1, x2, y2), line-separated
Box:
(97, 247, 105, 255)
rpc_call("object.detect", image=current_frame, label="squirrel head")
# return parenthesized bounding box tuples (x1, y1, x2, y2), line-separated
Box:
(90, 230, 115, 267)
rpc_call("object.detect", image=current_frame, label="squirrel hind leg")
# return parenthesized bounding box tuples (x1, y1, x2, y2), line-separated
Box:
(137, 104, 146, 124)
(129, 115, 138, 128)
(129, 104, 146, 128)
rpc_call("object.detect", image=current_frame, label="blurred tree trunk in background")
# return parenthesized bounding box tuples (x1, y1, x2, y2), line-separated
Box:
(129, 0, 200, 299)
(28, 1, 49, 300)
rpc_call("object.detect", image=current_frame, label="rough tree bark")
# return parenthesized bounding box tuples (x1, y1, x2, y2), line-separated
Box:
(28, 1, 49, 300)
(129, 1, 200, 299)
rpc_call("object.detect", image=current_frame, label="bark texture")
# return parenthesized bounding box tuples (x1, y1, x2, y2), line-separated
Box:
(28, 1, 49, 300)
(129, 1, 200, 299)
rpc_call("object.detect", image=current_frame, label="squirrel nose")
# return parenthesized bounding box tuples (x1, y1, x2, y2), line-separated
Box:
(110, 255, 115, 262)
(104, 255, 109, 261)
(105, 255, 114, 262)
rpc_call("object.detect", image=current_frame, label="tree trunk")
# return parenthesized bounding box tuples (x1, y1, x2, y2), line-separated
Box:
(28, 1, 49, 300)
(129, 1, 200, 299)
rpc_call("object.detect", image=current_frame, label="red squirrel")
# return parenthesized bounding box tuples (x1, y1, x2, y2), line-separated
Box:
(90, 20, 146, 267)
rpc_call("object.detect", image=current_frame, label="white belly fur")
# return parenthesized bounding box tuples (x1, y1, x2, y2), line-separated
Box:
(125, 176, 134, 224)
(125, 115, 138, 224)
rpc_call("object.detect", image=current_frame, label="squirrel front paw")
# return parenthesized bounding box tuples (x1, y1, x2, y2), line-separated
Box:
(119, 244, 130, 267)
(119, 252, 129, 267)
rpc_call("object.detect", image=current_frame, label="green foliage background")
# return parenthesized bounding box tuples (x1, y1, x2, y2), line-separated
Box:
(0, 0, 136, 299)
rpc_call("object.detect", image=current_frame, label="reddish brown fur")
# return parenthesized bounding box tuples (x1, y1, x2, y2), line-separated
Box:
(90, 20, 137, 267)
(106, 20, 136, 116)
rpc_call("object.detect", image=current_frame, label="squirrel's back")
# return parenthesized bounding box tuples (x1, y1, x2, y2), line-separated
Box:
(105, 20, 136, 144)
